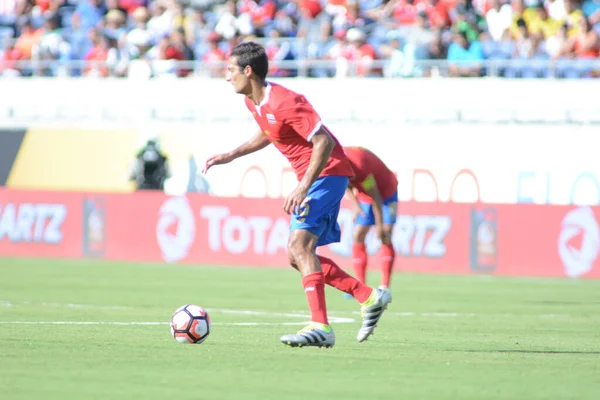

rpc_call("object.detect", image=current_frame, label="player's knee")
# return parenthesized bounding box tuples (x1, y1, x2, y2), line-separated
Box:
(353, 226, 369, 243)
(287, 236, 312, 266)
(384, 224, 395, 238)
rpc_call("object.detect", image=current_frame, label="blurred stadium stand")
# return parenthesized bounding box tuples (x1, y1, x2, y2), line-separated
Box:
(1, 0, 600, 79)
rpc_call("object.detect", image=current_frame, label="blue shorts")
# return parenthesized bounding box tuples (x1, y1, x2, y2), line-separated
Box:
(290, 175, 349, 247)
(355, 192, 398, 226)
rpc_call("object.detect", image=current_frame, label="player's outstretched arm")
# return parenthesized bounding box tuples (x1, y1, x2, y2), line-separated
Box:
(203, 130, 270, 173)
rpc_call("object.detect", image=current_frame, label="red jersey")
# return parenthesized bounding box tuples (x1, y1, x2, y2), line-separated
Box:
(344, 146, 398, 204)
(245, 82, 353, 181)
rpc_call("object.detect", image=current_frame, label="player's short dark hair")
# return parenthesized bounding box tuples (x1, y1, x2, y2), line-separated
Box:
(230, 41, 269, 81)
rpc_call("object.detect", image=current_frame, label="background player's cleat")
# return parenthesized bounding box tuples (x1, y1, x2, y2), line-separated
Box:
(378, 286, 392, 303)
(357, 287, 392, 342)
(280, 323, 335, 348)
(343, 292, 354, 300)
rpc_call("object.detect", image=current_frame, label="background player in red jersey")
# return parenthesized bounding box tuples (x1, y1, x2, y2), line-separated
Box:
(203, 42, 391, 348)
(343, 146, 399, 293)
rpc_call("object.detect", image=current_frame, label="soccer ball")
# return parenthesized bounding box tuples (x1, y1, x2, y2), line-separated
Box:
(170, 304, 211, 344)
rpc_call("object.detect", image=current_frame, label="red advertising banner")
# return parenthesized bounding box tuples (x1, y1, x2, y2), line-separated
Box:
(0, 188, 83, 259)
(1, 189, 599, 279)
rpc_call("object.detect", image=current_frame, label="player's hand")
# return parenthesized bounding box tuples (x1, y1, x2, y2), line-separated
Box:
(202, 153, 233, 173)
(352, 207, 367, 223)
(377, 225, 391, 244)
(283, 185, 309, 215)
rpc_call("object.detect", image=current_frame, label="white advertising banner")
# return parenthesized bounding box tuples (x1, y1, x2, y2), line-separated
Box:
(157, 122, 598, 206)
(0, 78, 596, 205)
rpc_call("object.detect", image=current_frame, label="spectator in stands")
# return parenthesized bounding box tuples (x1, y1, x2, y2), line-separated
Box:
(582, 0, 600, 29)
(147, 0, 173, 41)
(170, 27, 194, 76)
(397, 10, 436, 60)
(480, 28, 514, 65)
(108, 32, 131, 76)
(238, 0, 276, 37)
(104, 8, 127, 41)
(201, 30, 225, 77)
(126, 6, 152, 55)
(105, 0, 128, 17)
(513, 17, 534, 57)
(185, 6, 212, 51)
(528, 2, 562, 38)
(271, 8, 296, 37)
(451, 1, 486, 43)
(564, 0, 585, 35)
(380, 31, 415, 77)
(571, 14, 600, 58)
(83, 31, 113, 77)
(13, 16, 42, 76)
(0, 0, 598, 79)
(66, 11, 92, 65)
(547, 21, 571, 59)
(265, 27, 296, 76)
(447, 30, 485, 76)
(75, 0, 105, 30)
(145, 33, 179, 78)
(341, 27, 379, 76)
(1, 35, 22, 76)
(0, 0, 23, 39)
(428, 28, 448, 61)
(215, 0, 254, 39)
(37, 12, 68, 76)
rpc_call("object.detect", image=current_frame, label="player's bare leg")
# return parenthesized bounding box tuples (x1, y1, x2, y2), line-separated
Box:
(344, 225, 393, 341)
(344, 224, 370, 299)
(280, 229, 335, 348)
(351, 224, 370, 284)
(379, 223, 396, 293)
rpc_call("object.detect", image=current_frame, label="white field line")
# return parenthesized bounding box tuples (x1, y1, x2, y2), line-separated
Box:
(0, 321, 323, 326)
(0, 300, 132, 310)
(292, 310, 572, 318)
(0, 301, 354, 326)
(0, 301, 571, 320)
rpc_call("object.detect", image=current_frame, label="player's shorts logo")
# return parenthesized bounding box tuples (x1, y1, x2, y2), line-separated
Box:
(156, 196, 196, 263)
(558, 206, 600, 278)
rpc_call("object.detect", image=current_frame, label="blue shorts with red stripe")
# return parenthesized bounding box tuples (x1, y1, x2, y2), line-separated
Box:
(355, 192, 398, 226)
(290, 175, 349, 247)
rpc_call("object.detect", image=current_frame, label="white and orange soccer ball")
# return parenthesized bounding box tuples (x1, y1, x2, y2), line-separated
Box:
(170, 304, 211, 344)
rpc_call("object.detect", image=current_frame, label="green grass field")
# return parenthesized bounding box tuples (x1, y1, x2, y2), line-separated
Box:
(1, 258, 599, 400)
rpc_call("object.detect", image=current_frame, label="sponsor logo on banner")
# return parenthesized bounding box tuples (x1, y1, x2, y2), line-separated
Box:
(200, 205, 289, 255)
(469, 208, 498, 272)
(156, 196, 196, 263)
(5, 188, 600, 279)
(0, 202, 66, 244)
(558, 206, 600, 278)
(83, 197, 106, 257)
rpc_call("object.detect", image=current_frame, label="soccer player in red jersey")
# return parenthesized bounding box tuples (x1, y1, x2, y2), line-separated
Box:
(203, 42, 391, 348)
(343, 146, 399, 293)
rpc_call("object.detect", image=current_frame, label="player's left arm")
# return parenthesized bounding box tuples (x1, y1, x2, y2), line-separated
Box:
(299, 127, 336, 191)
(281, 97, 336, 214)
(283, 127, 335, 214)
(346, 184, 366, 222)
(281, 97, 333, 191)
(363, 174, 389, 243)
